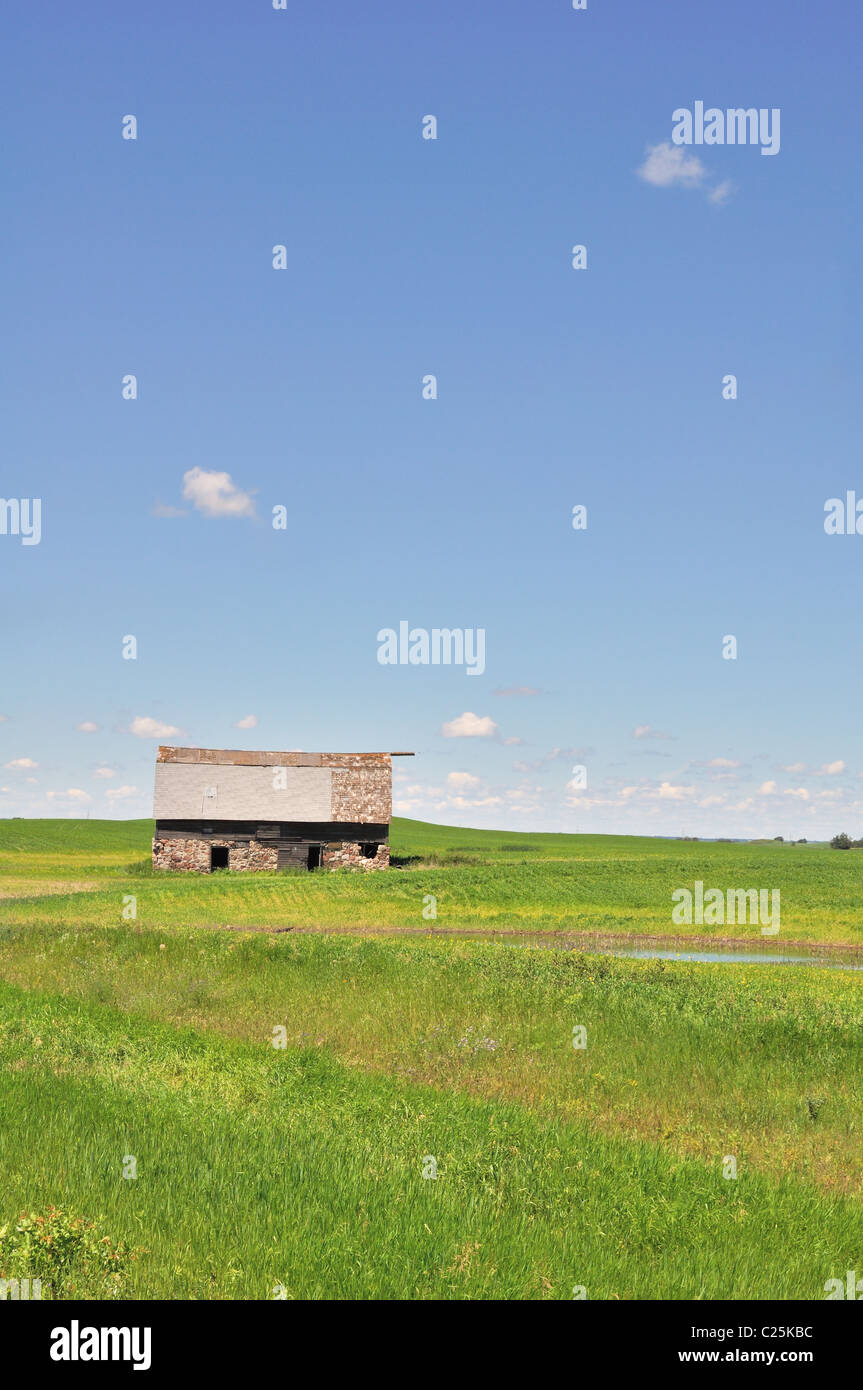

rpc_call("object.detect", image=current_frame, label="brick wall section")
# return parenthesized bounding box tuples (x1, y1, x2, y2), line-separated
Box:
(152, 837, 278, 873)
(331, 766, 391, 823)
(323, 842, 389, 871)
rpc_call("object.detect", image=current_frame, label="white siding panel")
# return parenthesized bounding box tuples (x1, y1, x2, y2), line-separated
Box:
(154, 763, 333, 821)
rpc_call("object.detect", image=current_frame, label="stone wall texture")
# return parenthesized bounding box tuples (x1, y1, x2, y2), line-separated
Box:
(322, 842, 390, 871)
(153, 835, 387, 873)
(152, 837, 278, 873)
(330, 767, 392, 823)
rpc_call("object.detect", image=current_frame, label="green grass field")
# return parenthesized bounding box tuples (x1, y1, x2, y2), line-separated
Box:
(0, 818, 861, 1299)
(1, 816, 861, 943)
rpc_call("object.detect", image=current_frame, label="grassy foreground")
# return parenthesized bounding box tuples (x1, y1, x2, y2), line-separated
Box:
(0, 817, 861, 1299)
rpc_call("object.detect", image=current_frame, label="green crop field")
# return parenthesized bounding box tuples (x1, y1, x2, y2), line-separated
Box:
(1, 817, 861, 1299)
(1, 815, 861, 943)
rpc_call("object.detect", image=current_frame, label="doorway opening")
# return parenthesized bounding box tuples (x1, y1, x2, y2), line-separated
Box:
(307, 845, 322, 870)
(210, 845, 229, 871)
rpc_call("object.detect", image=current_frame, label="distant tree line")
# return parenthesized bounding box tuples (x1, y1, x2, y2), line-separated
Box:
(830, 833, 863, 849)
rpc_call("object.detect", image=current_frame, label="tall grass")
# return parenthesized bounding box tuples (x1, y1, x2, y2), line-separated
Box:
(1, 982, 860, 1300)
(1, 925, 861, 1191)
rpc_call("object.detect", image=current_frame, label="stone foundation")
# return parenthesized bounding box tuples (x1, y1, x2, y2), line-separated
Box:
(323, 842, 389, 871)
(152, 836, 387, 872)
(152, 837, 278, 873)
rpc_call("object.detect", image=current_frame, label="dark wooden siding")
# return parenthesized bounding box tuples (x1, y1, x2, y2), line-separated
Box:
(154, 820, 388, 842)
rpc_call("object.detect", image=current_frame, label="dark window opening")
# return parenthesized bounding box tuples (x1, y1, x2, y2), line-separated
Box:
(210, 845, 230, 871)
(360, 843, 379, 859)
(307, 845, 322, 870)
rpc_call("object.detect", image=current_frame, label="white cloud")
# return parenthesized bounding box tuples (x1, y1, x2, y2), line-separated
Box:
(182, 467, 255, 519)
(780, 762, 807, 774)
(0, 714, 8, 723)
(441, 712, 498, 739)
(447, 771, 481, 791)
(502, 736, 523, 746)
(707, 757, 740, 769)
(759, 780, 778, 795)
(657, 781, 693, 801)
(234, 714, 258, 729)
(129, 716, 180, 739)
(633, 725, 671, 741)
(94, 767, 115, 779)
(47, 788, 92, 802)
(4, 757, 38, 769)
(637, 141, 705, 189)
(77, 721, 100, 733)
(621, 781, 695, 803)
(817, 760, 845, 776)
(105, 785, 138, 800)
(708, 179, 735, 206)
(783, 787, 810, 801)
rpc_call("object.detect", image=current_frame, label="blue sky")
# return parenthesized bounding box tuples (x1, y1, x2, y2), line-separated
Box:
(1, 0, 861, 837)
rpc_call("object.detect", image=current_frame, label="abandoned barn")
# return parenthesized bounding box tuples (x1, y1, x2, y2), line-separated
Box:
(151, 745, 413, 873)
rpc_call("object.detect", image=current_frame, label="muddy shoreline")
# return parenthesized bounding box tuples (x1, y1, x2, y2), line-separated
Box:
(210, 922, 863, 957)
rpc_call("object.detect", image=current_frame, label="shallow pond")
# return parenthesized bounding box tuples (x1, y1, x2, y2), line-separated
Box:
(428, 931, 863, 971)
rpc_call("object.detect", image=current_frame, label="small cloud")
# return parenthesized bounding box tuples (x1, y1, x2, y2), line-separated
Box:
(234, 714, 258, 729)
(759, 780, 777, 795)
(4, 757, 38, 769)
(707, 757, 740, 769)
(633, 725, 671, 741)
(620, 780, 694, 803)
(151, 502, 187, 518)
(0, 714, 9, 723)
(708, 179, 735, 205)
(129, 716, 181, 739)
(94, 767, 115, 779)
(441, 712, 498, 739)
(105, 784, 138, 800)
(447, 771, 481, 791)
(817, 760, 845, 776)
(657, 781, 693, 801)
(637, 141, 705, 189)
(182, 467, 255, 519)
(47, 788, 92, 802)
(781, 762, 807, 774)
(493, 686, 541, 697)
(76, 721, 100, 733)
(502, 736, 524, 746)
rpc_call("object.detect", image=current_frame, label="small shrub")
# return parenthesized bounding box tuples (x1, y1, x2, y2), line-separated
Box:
(0, 1207, 143, 1299)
